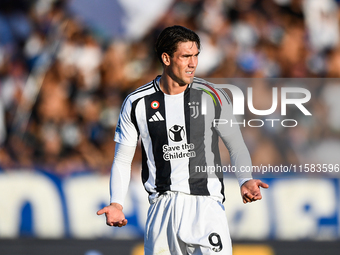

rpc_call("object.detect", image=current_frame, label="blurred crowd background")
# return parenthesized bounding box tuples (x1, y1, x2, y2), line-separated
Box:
(1, 0, 340, 177)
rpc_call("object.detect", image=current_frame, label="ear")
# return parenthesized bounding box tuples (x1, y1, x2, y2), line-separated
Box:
(161, 52, 171, 66)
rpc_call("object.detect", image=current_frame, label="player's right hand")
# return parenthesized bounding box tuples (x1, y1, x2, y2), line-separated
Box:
(97, 203, 128, 227)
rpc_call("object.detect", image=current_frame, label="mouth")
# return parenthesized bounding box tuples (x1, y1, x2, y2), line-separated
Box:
(186, 71, 194, 75)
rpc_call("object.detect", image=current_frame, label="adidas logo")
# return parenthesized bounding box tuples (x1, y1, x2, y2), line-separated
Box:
(149, 111, 164, 122)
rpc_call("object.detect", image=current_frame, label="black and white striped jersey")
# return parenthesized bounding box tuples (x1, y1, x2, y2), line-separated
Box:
(114, 76, 250, 202)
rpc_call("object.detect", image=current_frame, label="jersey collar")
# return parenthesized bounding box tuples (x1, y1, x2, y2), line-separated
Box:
(153, 75, 194, 93)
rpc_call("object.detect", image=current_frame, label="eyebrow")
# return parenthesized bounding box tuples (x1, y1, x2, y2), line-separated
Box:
(182, 52, 200, 57)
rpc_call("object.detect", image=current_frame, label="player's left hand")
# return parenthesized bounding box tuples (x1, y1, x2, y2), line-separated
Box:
(240, 179, 269, 204)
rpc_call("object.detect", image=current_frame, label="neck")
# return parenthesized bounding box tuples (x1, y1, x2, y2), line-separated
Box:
(159, 73, 188, 95)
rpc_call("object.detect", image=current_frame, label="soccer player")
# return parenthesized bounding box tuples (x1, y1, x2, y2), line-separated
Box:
(97, 25, 269, 255)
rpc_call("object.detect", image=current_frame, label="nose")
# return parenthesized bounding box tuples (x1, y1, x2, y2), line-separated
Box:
(188, 56, 197, 68)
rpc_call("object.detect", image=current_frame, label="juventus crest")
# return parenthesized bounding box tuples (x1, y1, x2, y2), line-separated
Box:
(188, 102, 199, 118)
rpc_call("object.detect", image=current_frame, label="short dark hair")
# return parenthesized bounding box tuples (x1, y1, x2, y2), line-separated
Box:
(155, 25, 200, 64)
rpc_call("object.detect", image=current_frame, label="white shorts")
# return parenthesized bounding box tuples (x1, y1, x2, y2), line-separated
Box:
(144, 192, 232, 255)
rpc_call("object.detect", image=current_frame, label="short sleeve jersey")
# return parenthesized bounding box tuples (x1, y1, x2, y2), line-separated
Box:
(114, 76, 238, 202)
